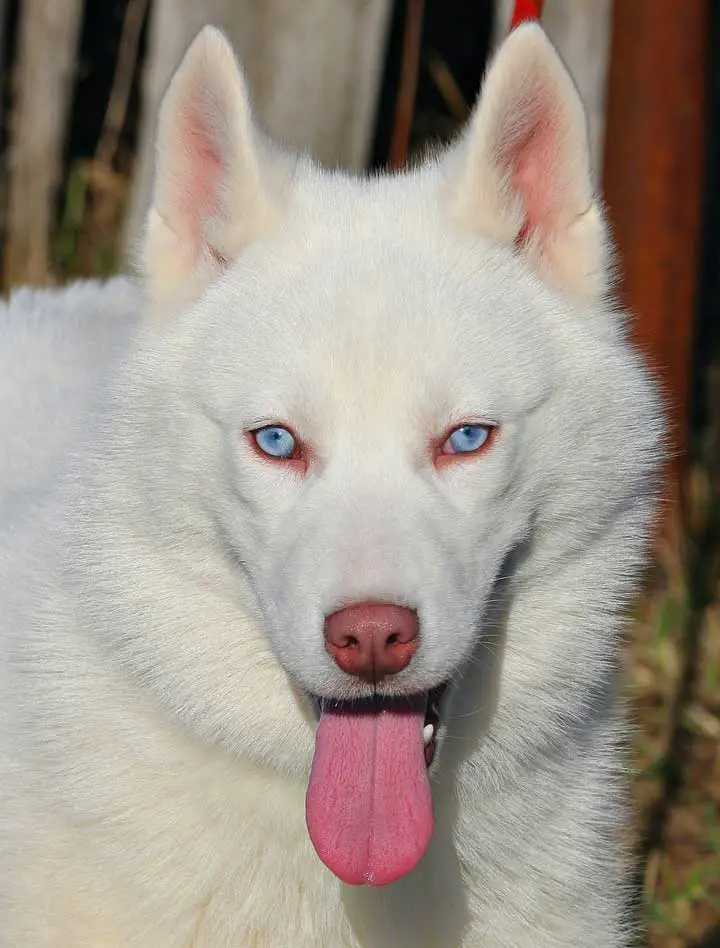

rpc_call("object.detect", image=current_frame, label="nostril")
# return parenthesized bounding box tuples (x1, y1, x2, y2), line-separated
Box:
(334, 633, 359, 650)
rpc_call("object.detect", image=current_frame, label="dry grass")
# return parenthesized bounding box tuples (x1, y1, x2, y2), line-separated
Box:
(626, 471, 720, 947)
(628, 603, 720, 946)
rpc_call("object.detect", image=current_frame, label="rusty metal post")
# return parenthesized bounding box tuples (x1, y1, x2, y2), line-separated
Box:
(603, 1, 711, 480)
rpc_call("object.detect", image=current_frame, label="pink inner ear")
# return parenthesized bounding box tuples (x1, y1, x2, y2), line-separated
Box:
(174, 92, 227, 255)
(505, 91, 561, 248)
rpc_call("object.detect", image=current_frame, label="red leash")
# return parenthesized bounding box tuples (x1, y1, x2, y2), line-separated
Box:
(510, 0, 545, 30)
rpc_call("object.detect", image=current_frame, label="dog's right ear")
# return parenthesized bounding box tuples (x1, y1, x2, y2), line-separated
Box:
(142, 27, 280, 312)
(447, 24, 609, 299)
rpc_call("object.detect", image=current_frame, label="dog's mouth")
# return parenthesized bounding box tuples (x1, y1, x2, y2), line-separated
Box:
(422, 683, 446, 766)
(305, 684, 448, 887)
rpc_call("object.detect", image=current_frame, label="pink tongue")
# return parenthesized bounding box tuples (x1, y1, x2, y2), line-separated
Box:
(306, 703, 433, 886)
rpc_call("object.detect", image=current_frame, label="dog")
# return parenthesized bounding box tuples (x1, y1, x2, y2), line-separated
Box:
(0, 22, 664, 947)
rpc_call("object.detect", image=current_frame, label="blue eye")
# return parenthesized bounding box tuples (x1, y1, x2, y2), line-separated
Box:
(442, 423, 493, 456)
(253, 426, 297, 459)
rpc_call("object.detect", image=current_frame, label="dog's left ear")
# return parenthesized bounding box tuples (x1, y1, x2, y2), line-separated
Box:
(448, 23, 609, 298)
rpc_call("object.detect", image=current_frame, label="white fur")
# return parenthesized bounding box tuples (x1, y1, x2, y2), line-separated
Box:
(0, 24, 664, 947)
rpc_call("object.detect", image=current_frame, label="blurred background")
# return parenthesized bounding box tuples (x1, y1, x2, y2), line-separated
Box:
(0, 1, 717, 946)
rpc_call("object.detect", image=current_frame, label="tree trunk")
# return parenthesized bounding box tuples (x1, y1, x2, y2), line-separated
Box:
(124, 0, 392, 252)
(3, 0, 85, 288)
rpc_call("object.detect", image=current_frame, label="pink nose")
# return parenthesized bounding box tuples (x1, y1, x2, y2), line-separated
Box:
(324, 602, 419, 683)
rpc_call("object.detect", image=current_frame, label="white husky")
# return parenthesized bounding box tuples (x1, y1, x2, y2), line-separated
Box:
(0, 21, 663, 948)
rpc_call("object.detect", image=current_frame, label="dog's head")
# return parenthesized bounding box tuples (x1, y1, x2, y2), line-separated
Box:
(106, 24, 661, 886)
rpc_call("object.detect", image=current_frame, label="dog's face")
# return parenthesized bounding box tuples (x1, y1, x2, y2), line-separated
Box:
(135, 18, 605, 699)
(195, 213, 552, 706)
(111, 23, 658, 886)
